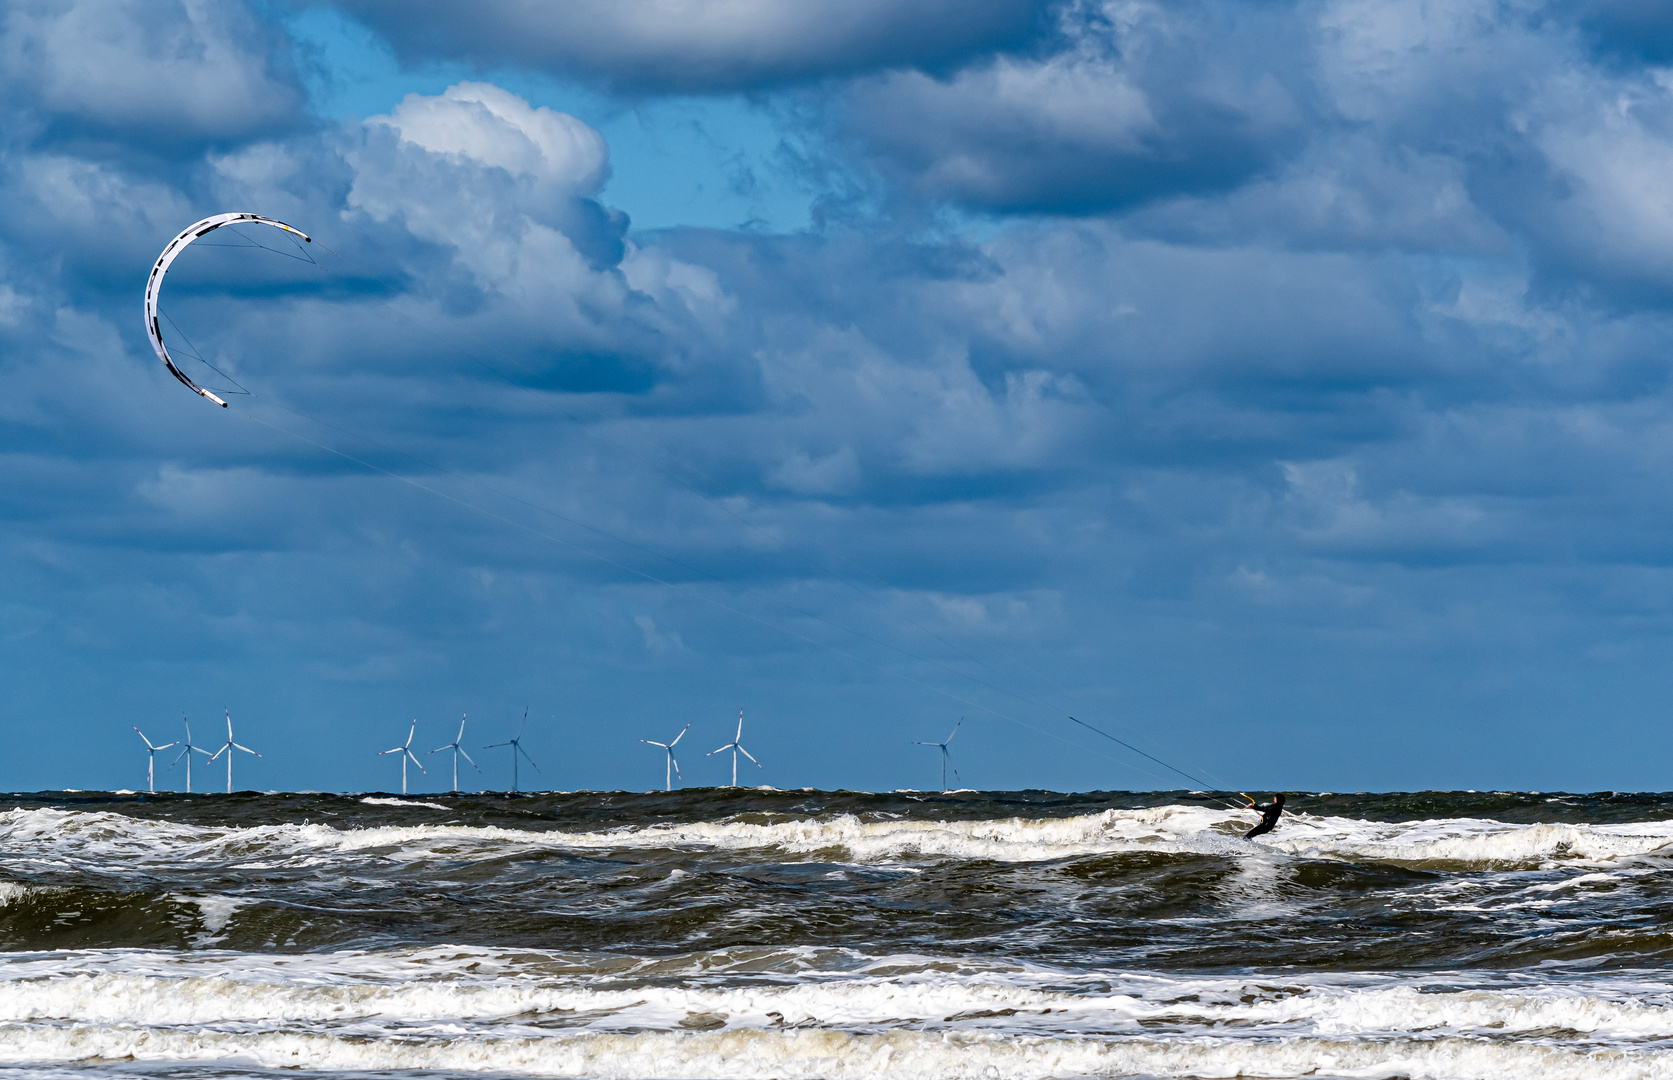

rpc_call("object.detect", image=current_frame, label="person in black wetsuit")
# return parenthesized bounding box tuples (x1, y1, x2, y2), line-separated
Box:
(1243, 793, 1285, 839)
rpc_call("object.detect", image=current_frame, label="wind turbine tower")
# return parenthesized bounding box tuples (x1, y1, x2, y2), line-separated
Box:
(206, 710, 261, 794)
(430, 713, 479, 792)
(379, 719, 426, 794)
(639, 724, 690, 791)
(707, 711, 762, 787)
(169, 717, 213, 793)
(914, 721, 962, 791)
(484, 711, 540, 792)
(132, 727, 178, 793)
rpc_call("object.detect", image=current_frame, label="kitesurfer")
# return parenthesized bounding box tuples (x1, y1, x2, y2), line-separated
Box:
(1243, 793, 1285, 839)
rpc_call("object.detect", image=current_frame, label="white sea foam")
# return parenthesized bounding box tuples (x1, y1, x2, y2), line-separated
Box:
(171, 895, 258, 946)
(3, 948, 1673, 1078)
(360, 797, 452, 810)
(1, 950, 1671, 1041)
(0, 881, 35, 905)
(5, 803, 1673, 870)
(1267, 816, 1673, 868)
(3, 1020, 1671, 1080)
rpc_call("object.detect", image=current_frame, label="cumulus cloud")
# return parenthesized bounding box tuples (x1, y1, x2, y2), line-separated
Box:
(351, 82, 628, 283)
(377, 83, 610, 194)
(1, 0, 305, 147)
(325, 0, 1047, 93)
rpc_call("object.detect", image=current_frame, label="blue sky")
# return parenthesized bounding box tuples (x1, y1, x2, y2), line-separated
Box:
(5, 0, 1673, 794)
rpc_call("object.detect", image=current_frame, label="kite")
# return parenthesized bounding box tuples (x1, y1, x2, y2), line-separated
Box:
(143, 213, 312, 406)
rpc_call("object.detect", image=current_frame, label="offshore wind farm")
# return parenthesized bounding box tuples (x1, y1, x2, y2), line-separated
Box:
(126, 711, 895, 795)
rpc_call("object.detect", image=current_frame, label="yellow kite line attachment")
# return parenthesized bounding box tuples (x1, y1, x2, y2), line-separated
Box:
(143, 213, 312, 407)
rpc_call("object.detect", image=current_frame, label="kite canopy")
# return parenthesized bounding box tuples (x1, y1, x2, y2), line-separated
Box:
(143, 213, 312, 407)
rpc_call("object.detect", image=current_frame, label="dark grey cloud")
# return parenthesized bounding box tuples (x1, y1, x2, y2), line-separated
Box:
(323, 0, 1051, 94)
(841, 0, 1310, 215)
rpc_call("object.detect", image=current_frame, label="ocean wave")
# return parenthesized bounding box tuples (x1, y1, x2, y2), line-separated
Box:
(1, 955, 1671, 1042)
(1267, 817, 1673, 868)
(6, 804, 1673, 870)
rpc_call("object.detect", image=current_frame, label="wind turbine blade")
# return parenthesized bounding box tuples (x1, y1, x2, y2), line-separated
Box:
(155, 741, 179, 751)
(484, 741, 511, 749)
(207, 747, 225, 763)
(456, 716, 467, 742)
(232, 743, 259, 756)
(405, 750, 426, 772)
(738, 747, 761, 766)
(517, 745, 540, 771)
(707, 745, 731, 756)
(945, 723, 961, 745)
(670, 755, 681, 779)
(459, 748, 479, 769)
(429, 745, 449, 754)
(640, 739, 668, 748)
(380, 747, 403, 755)
(735, 714, 744, 741)
(194, 746, 213, 757)
(169, 747, 189, 767)
(134, 727, 153, 749)
(670, 724, 689, 747)
(912, 741, 937, 747)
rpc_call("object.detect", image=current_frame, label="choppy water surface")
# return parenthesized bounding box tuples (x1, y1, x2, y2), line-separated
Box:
(5, 788, 1673, 1079)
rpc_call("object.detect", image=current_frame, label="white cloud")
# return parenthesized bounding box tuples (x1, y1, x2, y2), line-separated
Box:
(348, 83, 624, 307)
(1, 0, 302, 140)
(376, 83, 610, 194)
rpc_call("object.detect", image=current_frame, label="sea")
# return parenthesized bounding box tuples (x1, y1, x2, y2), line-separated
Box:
(3, 788, 1673, 1080)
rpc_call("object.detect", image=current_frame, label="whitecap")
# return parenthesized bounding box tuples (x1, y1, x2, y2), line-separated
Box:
(360, 797, 452, 811)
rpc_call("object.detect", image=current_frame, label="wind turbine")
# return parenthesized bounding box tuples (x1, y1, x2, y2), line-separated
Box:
(132, 727, 178, 793)
(379, 719, 426, 794)
(639, 724, 689, 791)
(707, 711, 761, 787)
(430, 713, 479, 792)
(168, 716, 214, 793)
(206, 710, 261, 794)
(914, 720, 962, 791)
(484, 711, 539, 792)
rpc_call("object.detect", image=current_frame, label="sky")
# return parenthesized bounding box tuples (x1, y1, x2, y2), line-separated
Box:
(5, 0, 1673, 795)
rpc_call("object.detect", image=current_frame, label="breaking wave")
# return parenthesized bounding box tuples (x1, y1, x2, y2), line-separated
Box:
(3, 950, 1673, 1080)
(7, 803, 1673, 870)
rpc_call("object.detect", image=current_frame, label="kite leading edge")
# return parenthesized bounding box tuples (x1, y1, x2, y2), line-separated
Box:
(143, 213, 312, 407)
